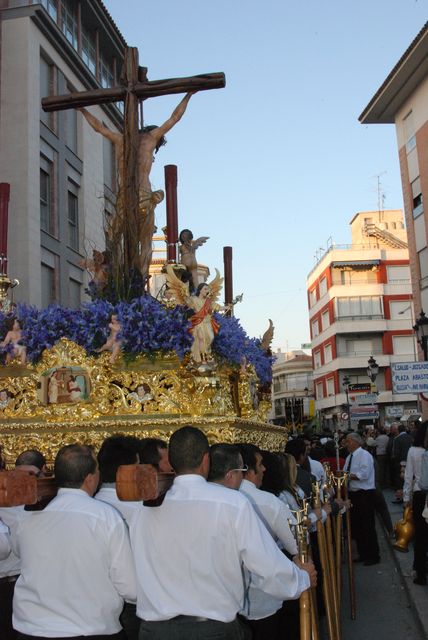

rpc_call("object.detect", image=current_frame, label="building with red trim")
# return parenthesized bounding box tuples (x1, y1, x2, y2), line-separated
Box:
(307, 209, 418, 430)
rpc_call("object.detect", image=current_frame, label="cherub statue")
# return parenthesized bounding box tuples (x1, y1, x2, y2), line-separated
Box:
(79, 249, 109, 290)
(178, 229, 209, 291)
(0, 318, 26, 364)
(96, 314, 122, 363)
(165, 265, 223, 364)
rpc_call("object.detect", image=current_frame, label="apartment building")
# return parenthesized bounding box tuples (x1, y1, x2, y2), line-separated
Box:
(0, 0, 126, 306)
(360, 21, 428, 335)
(307, 210, 418, 430)
(271, 349, 314, 428)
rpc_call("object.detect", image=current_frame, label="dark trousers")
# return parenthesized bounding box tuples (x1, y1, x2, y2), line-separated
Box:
(349, 489, 380, 562)
(412, 491, 428, 581)
(0, 578, 18, 640)
(17, 633, 126, 640)
(246, 609, 282, 640)
(138, 617, 250, 640)
(376, 455, 388, 489)
(121, 603, 140, 640)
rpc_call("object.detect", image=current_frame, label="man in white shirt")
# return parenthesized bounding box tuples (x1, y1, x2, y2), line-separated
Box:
(344, 433, 380, 566)
(238, 444, 299, 640)
(13, 444, 137, 639)
(130, 426, 316, 640)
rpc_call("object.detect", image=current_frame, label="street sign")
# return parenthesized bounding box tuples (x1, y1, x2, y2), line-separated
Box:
(391, 362, 428, 394)
(386, 405, 404, 417)
(351, 393, 379, 406)
(350, 411, 379, 420)
(348, 383, 371, 393)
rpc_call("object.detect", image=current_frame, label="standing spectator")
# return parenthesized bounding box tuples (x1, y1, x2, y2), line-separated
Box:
(373, 428, 389, 489)
(391, 425, 413, 503)
(403, 421, 428, 585)
(344, 433, 380, 566)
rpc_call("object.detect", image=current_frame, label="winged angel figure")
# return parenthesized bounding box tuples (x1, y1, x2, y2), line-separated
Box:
(166, 265, 224, 364)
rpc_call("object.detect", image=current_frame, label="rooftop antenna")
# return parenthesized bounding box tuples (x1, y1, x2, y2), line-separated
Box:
(373, 171, 387, 220)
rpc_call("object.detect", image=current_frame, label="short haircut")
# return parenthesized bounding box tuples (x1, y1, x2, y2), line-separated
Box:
(55, 444, 97, 488)
(97, 435, 141, 482)
(260, 450, 285, 496)
(139, 438, 167, 469)
(347, 432, 363, 445)
(284, 437, 307, 461)
(15, 449, 46, 470)
(208, 444, 242, 481)
(413, 421, 428, 448)
(237, 443, 262, 473)
(168, 426, 209, 473)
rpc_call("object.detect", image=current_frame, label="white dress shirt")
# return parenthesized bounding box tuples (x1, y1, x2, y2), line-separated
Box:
(344, 447, 375, 491)
(239, 479, 298, 620)
(13, 488, 137, 638)
(0, 519, 11, 560)
(403, 446, 425, 502)
(129, 474, 310, 623)
(373, 434, 389, 456)
(95, 483, 141, 526)
(0, 506, 28, 577)
(309, 457, 326, 483)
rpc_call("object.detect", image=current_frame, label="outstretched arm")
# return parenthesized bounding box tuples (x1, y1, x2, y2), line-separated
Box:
(79, 108, 121, 145)
(154, 91, 196, 139)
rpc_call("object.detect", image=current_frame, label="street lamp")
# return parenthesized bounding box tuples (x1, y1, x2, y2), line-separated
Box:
(413, 309, 428, 360)
(367, 355, 379, 383)
(342, 374, 352, 431)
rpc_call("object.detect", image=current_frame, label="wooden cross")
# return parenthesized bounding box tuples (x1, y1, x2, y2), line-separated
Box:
(42, 47, 225, 288)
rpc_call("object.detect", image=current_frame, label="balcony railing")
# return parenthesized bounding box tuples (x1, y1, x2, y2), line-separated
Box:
(335, 314, 384, 321)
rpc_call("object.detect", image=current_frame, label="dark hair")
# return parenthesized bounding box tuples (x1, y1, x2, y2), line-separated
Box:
(208, 444, 242, 482)
(195, 283, 209, 297)
(168, 426, 209, 473)
(141, 125, 167, 153)
(179, 228, 193, 243)
(55, 444, 97, 488)
(97, 435, 141, 482)
(413, 421, 428, 448)
(284, 437, 307, 462)
(324, 440, 336, 457)
(15, 449, 46, 470)
(237, 443, 262, 473)
(260, 451, 285, 496)
(139, 438, 167, 469)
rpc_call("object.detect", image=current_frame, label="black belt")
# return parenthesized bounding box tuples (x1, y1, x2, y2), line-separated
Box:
(173, 615, 211, 622)
(0, 574, 19, 584)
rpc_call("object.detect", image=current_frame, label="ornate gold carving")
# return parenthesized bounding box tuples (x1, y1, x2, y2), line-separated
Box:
(0, 339, 283, 464)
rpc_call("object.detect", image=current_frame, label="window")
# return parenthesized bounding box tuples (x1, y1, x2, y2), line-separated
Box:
(40, 57, 54, 128)
(41, 0, 58, 21)
(81, 27, 96, 75)
(311, 319, 319, 338)
(321, 310, 330, 331)
(65, 85, 77, 153)
(333, 268, 377, 285)
(403, 111, 416, 153)
(100, 55, 114, 89)
(61, 0, 78, 50)
(412, 177, 423, 218)
(314, 350, 321, 369)
(319, 277, 327, 297)
(41, 263, 57, 308)
(392, 335, 415, 356)
(390, 301, 412, 320)
(309, 288, 317, 308)
(103, 136, 116, 191)
(316, 382, 324, 400)
(40, 156, 56, 235)
(336, 296, 383, 319)
(386, 265, 411, 283)
(69, 278, 81, 308)
(324, 343, 332, 363)
(326, 378, 335, 396)
(67, 181, 79, 251)
(418, 248, 428, 281)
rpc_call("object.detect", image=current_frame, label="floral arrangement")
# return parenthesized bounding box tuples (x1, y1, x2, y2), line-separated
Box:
(0, 299, 273, 383)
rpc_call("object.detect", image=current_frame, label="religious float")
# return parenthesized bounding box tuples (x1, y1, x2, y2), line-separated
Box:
(0, 48, 286, 465)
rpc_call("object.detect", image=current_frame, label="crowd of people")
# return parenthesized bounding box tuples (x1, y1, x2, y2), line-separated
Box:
(0, 421, 426, 640)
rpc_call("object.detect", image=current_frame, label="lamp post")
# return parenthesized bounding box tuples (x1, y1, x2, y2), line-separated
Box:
(367, 355, 379, 428)
(413, 309, 428, 361)
(342, 374, 352, 432)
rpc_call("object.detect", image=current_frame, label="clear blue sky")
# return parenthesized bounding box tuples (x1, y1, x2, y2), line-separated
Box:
(103, 0, 428, 351)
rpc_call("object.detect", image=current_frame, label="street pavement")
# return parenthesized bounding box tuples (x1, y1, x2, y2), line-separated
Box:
(336, 490, 425, 640)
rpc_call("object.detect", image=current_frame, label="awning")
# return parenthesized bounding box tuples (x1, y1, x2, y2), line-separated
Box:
(332, 260, 380, 268)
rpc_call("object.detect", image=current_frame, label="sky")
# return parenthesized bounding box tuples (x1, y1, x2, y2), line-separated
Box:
(103, 0, 428, 352)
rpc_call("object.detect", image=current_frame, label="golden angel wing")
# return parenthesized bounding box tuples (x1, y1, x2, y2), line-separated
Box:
(207, 269, 224, 305)
(261, 319, 274, 352)
(165, 265, 189, 306)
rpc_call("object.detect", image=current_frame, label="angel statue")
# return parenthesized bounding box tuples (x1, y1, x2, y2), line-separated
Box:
(178, 229, 209, 291)
(166, 265, 223, 366)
